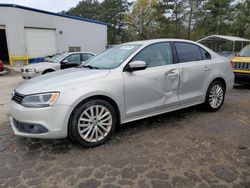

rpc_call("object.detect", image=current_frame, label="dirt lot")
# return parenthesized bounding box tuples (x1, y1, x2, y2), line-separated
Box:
(0, 72, 249, 188)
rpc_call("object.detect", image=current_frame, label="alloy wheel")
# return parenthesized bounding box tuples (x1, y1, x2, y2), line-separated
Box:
(209, 84, 224, 109)
(77, 105, 112, 142)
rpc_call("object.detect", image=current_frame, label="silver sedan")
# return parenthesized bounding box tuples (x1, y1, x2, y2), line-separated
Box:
(10, 39, 234, 147)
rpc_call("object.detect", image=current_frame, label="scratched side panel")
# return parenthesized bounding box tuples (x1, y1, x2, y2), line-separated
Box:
(123, 64, 179, 119)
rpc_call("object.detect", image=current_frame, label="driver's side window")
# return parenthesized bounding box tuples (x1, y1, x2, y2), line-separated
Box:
(64, 54, 81, 63)
(132, 42, 173, 68)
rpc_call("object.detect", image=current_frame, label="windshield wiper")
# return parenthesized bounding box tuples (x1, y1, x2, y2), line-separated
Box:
(83, 65, 100, 69)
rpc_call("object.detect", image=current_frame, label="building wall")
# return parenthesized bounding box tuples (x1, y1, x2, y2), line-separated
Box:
(0, 6, 107, 58)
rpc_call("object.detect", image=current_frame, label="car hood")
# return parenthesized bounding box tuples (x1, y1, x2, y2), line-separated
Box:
(231, 56, 250, 63)
(23, 62, 57, 70)
(15, 68, 110, 95)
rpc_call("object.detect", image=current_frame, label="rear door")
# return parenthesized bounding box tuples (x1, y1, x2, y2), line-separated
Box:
(174, 42, 212, 105)
(123, 42, 180, 119)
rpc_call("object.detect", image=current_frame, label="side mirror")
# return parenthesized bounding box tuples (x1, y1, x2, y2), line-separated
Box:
(126, 61, 146, 72)
(61, 59, 68, 64)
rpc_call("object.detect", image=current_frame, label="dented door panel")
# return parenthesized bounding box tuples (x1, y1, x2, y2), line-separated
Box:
(123, 64, 179, 119)
(178, 60, 210, 105)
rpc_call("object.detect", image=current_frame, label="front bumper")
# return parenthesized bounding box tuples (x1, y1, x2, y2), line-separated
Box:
(234, 72, 250, 84)
(21, 71, 40, 79)
(10, 101, 73, 139)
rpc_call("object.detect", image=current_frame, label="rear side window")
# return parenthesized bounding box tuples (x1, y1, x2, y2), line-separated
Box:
(175, 42, 203, 63)
(65, 54, 81, 62)
(82, 53, 94, 61)
(132, 42, 173, 68)
(200, 48, 211, 60)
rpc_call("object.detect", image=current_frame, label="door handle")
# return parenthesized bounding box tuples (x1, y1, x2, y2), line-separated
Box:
(204, 66, 210, 71)
(167, 70, 179, 77)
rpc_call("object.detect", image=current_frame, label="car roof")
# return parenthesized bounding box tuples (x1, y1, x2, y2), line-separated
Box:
(122, 38, 220, 58)
(123, 38, 200, 46)
(66, 52, 95, 55)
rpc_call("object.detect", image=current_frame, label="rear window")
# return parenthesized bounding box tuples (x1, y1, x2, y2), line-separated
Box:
(175, 42, 203, 63)
(200, 48, 211, 60)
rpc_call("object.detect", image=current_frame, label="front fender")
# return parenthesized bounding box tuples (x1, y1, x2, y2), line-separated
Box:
(58, 76, 126, 124)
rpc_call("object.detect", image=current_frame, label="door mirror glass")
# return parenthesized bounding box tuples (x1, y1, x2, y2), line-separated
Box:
(127, 61, 146, 72)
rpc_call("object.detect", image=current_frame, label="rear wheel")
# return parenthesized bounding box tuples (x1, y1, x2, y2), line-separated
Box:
(68, 99, 117, 147)
(204, 81, 225, 112)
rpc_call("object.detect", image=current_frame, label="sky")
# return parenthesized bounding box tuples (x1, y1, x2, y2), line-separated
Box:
(0, 0, 81, 12)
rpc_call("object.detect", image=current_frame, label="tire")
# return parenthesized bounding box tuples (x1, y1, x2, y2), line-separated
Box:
(68, 99, 117, 147)
(204, 80, 226, 112)
(42, 69, 54, 74)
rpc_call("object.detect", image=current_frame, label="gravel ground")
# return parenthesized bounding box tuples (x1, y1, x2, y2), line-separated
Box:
(0, 73, 249, 188)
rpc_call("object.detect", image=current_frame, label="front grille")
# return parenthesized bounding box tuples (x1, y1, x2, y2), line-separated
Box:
(12, 92, 24, 104)
(233, 62, 250, 70)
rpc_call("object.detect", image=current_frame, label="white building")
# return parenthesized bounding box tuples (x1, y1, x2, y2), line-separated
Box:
(0, 4, 108, 64)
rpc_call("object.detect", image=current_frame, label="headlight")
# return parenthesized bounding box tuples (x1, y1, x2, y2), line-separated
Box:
(21, 92, 60, 108)
(25, 68, 36, 73)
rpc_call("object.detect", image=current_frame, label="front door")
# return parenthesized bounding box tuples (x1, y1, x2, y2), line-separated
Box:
(60, 53, 81, 69)
(123, 42, 180, 119)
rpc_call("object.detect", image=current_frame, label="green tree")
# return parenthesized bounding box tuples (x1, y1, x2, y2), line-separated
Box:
(171, 0, 185, 37)
(67, 0, 101, 20)
(196, 0, 233, 35)
(158, 0, 187, 38)
(100, 0, 131, 43)
(155, 0, 175, 38)
(126, 0, 162, 40)
(231, 0, 250, 38)
(63, 0, 249, 44)
(183, 0, 204, 39)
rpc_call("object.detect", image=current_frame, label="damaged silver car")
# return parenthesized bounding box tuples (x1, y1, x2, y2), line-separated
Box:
(10, 39, 234, 147)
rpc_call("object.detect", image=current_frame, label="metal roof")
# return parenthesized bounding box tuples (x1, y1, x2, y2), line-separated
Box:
(0, 4, 108, 26)
(197, 35, 250, 43)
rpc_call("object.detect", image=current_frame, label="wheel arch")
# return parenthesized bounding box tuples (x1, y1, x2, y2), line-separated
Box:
(202, 77, 227, 102)
(42, 68, 56, 74)
(209, 77, 226, 90)
(67, 95, 121, 136)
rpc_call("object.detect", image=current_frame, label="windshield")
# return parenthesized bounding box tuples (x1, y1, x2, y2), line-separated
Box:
(84, 44, 141, 69)
(49, 53, 68, 63)
(239, 46, 250, 57)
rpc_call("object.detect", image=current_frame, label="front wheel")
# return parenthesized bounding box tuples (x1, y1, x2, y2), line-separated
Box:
(68, 99, 117, 147)
(204, 81, 225, 112)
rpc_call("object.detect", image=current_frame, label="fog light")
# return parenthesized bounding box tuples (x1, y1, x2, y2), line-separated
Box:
(13, 119, 48, 134)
